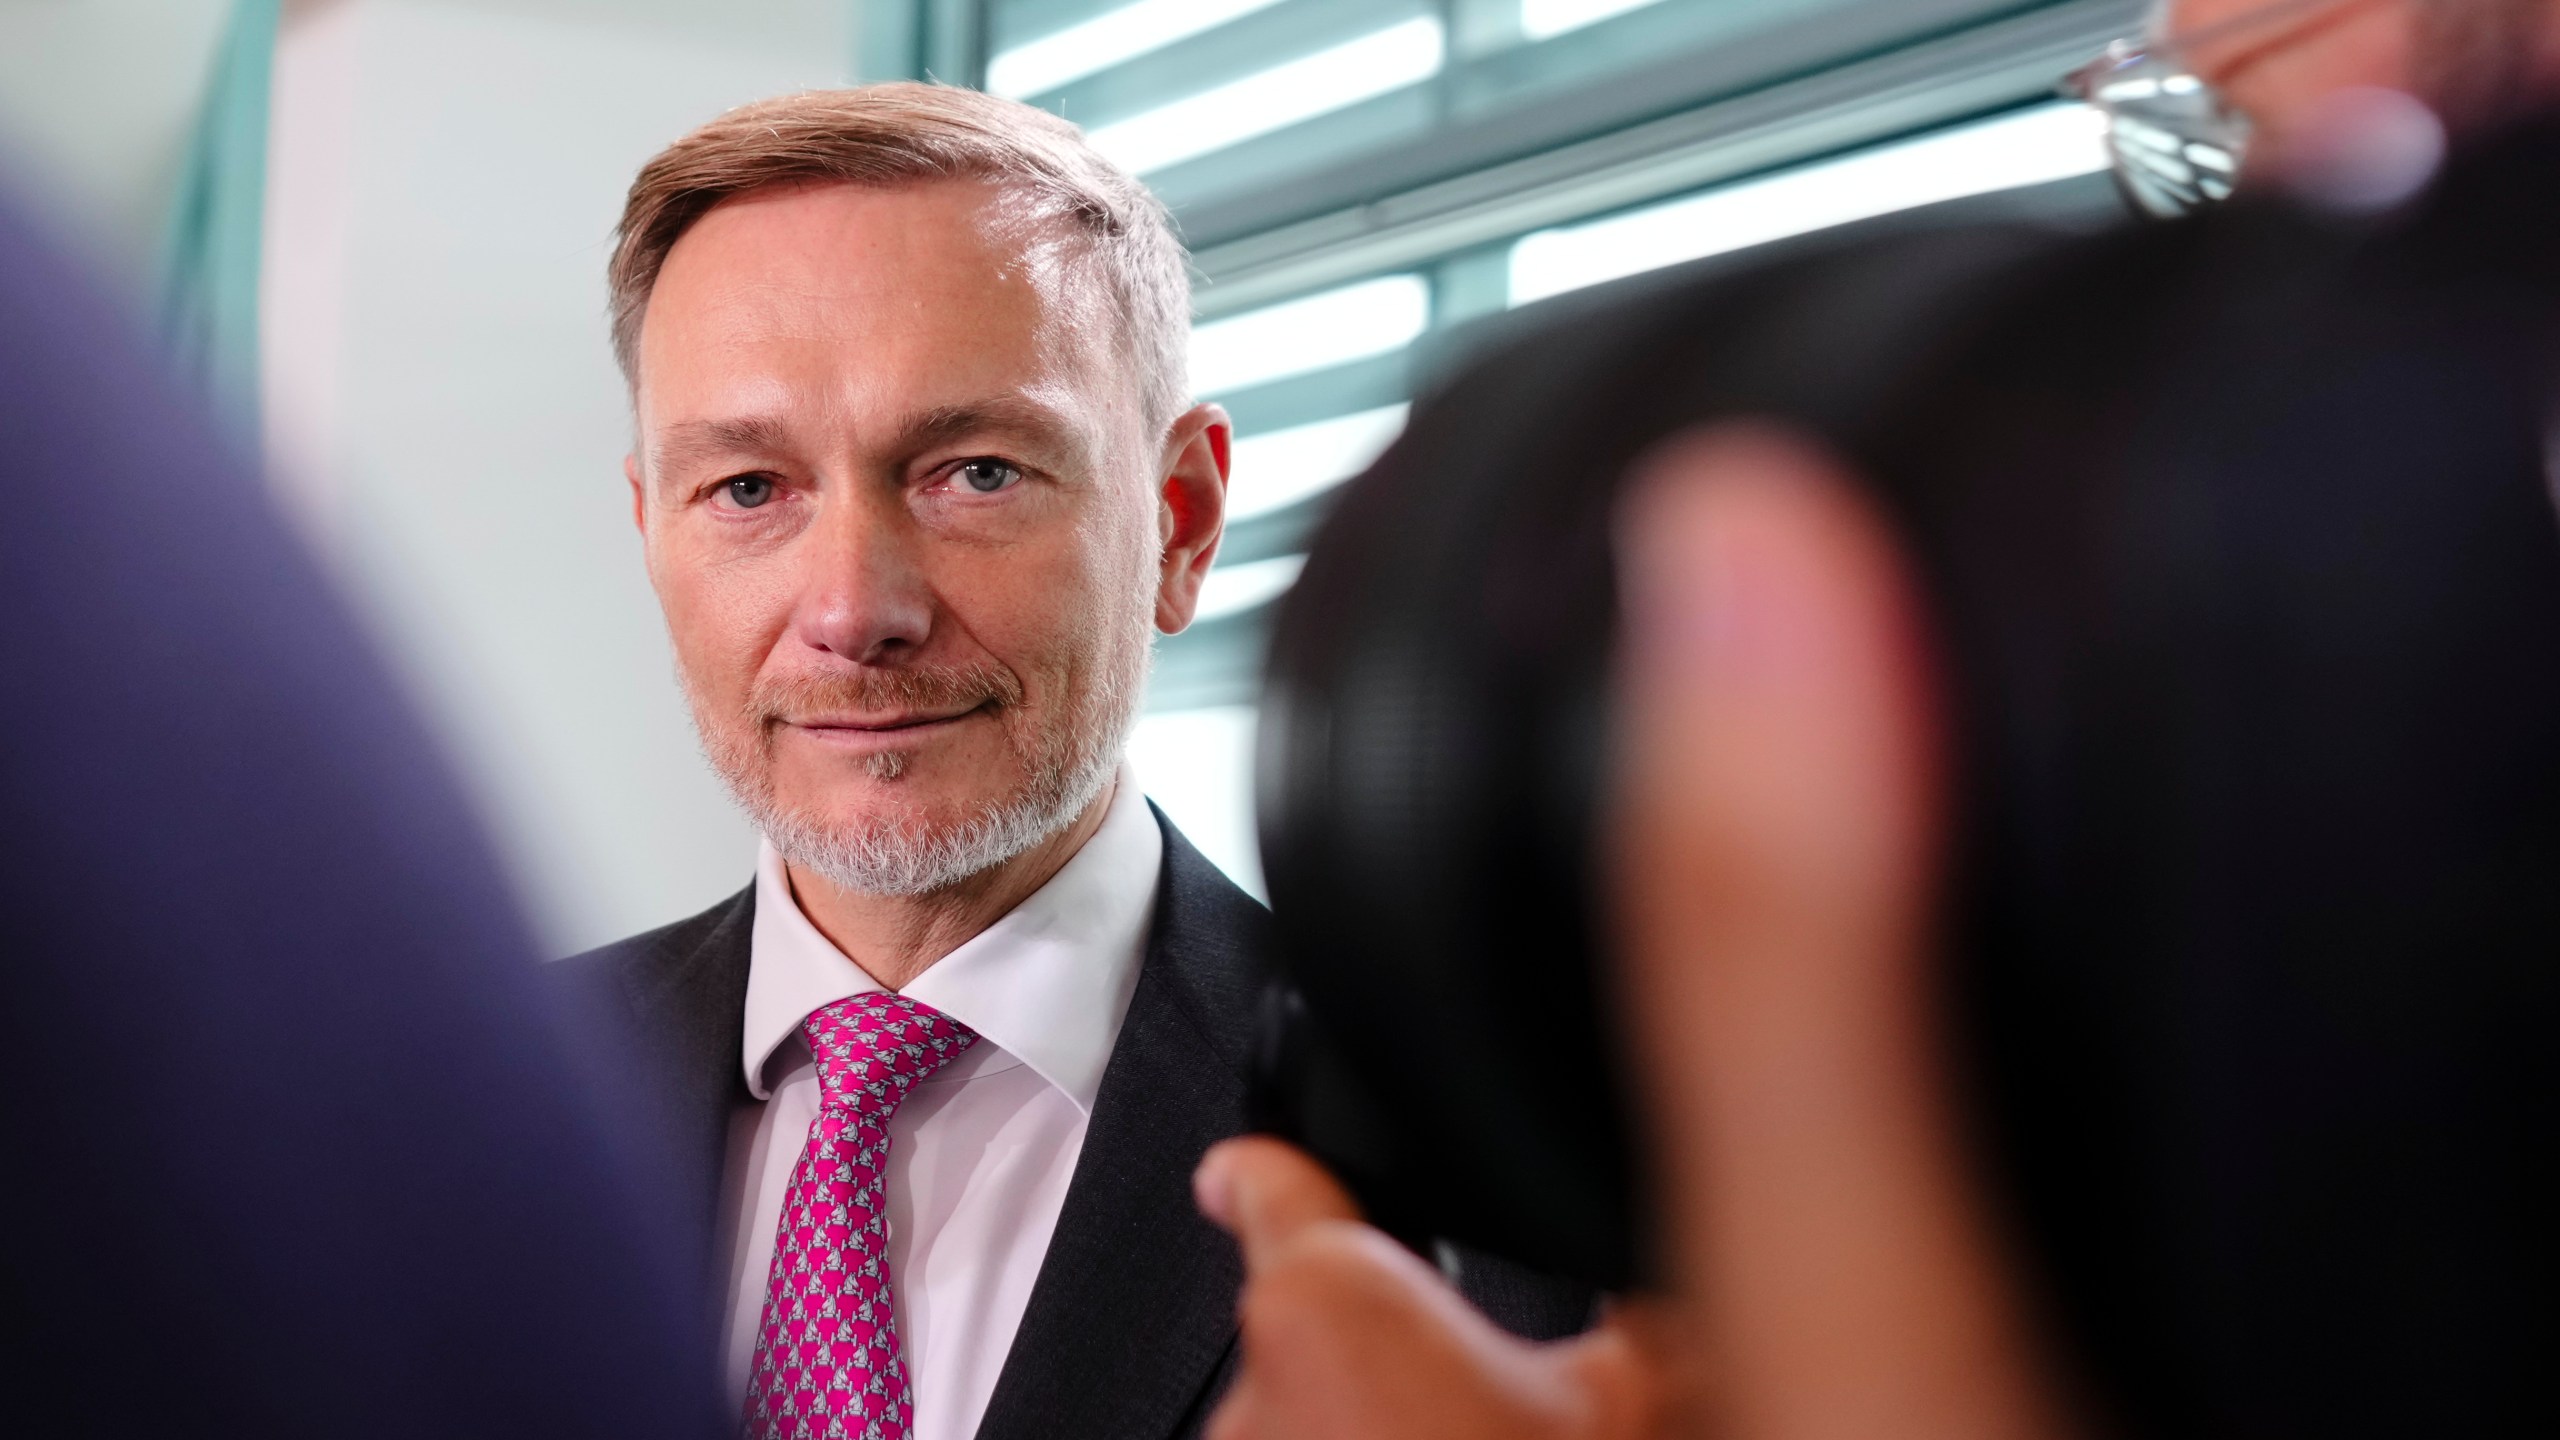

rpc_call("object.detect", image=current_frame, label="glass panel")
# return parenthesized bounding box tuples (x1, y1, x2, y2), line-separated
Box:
(1189, 273, 1431, 397)
(1087, 16, 1445, 174)
(989, 0, 2075, 232)
(1509, 102, 2108, 304)
(1195, 554, 1308, 621)
(987, 0, 1290, 99)
(1228, 403, 1410, 520)
(1523, 0, 1673, 42)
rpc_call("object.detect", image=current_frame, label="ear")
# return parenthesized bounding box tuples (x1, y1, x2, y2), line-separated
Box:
(625, 452, 648, 535)
(1154, 402, 1232, 635)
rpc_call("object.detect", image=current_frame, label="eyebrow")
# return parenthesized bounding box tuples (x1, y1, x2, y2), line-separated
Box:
(644, 395, 1099, 483)
(897, 396, 1091, 460)
(646, 414, 795, 479)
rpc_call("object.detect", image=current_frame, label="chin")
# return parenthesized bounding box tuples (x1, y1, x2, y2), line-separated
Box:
(760, 769, 1089, 898)
(786, 767, 1023, 833)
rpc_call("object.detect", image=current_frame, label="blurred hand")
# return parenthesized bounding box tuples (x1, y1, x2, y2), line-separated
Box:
(1196, 420, 2068, 1440)
(1611, 423, 2065, 1440)
(1193, 1135, 1674, 1440)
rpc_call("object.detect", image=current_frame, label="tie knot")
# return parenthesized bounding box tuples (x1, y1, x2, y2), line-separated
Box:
(801, 991, 977, 1120)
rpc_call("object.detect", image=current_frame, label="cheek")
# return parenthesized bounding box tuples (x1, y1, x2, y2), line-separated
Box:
(947, 504, 1152, 681)
(653, 539, 796, 692)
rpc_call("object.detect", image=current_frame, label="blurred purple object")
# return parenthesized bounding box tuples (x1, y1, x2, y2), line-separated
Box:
(0, 187, 719, 1436)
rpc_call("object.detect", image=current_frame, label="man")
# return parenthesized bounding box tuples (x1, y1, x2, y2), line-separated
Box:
(554, 85, 1588, 1440)
(1195, 1, 2560, 1437)
(0, 177, 718, 1436)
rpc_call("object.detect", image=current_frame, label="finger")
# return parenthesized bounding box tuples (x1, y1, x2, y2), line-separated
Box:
(1194, 1135, 1365, 1274)
(1227, 1226, 1614, 1440)
(1202, 1364, 1260, 1440)
(1552, 1301, 1696, 1439)
(1608, 422, 2066, 1440)
(1612, 421, 1939, 972)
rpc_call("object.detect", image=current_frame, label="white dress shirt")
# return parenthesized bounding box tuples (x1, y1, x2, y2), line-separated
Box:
(717, 770, 1162, 1440)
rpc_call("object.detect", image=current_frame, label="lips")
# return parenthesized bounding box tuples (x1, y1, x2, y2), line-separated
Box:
(785, 701, 989, 733)
(750, 663, 1026, 741)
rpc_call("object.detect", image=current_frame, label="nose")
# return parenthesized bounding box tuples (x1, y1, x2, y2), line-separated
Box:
(788, 487, 934, 665)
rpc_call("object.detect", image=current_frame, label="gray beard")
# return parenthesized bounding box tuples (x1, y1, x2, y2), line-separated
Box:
(687, 618, 1151, 899)
(743, 716, 1126, 896)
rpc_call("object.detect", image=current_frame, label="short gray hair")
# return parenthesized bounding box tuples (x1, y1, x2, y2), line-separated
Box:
(607, 83, 1191, 430)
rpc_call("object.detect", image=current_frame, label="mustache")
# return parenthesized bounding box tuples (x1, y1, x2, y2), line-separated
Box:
(748, 662, 1025, 725)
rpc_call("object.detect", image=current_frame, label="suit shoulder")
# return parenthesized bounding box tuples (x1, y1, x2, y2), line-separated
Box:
(552, 883, 755, 1006)
(1150, 808, 1274, 966)
(1144, 807, 1274, 1072)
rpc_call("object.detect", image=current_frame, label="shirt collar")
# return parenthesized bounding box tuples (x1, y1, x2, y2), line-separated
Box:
(739, 766, 1161, 1113)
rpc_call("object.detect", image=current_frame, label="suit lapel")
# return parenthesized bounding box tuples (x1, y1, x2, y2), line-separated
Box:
(972, 809, 1267, 1440)
(617, 885, 758, 1276)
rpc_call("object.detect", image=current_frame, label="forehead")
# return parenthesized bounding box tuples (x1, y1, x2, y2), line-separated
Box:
(633, 176, 1123, 431)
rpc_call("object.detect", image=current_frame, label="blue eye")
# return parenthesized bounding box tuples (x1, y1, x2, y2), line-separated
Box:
(723, 475, 776, 508)
(957, 459, 1022, 493)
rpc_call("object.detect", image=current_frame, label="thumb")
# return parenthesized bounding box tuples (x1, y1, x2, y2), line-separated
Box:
(1194, 1135, 1365, 1273)
(1608, 420, 2066, 1440)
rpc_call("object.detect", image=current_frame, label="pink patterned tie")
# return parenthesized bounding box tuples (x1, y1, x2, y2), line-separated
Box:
(743, 991, 976, 1440)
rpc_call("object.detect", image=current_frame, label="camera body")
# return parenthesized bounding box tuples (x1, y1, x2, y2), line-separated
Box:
(1252, 209, 2078, 1289)
(1251, 122, 2560, 1432)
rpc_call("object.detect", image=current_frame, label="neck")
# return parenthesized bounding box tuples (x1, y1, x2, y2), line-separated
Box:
(783, 777, 1119, 990)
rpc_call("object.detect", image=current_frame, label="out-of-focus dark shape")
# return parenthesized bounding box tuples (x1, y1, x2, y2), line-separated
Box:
(0, 188, 720, 1436)
(1256, 114, 2560, 1434)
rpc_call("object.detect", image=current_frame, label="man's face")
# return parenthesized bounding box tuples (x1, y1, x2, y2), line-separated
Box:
(628, 178, 1170, 894)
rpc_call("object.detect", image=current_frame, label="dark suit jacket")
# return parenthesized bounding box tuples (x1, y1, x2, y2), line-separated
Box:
(556, 807, 1593, 1439)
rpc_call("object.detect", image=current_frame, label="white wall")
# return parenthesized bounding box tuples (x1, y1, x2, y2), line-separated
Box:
(1131, 704, 1262, 898)
(261, 0, 850, 953)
